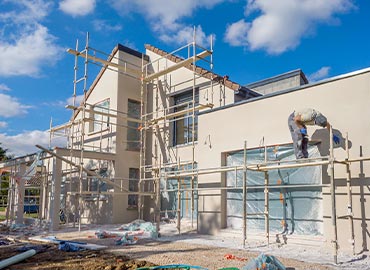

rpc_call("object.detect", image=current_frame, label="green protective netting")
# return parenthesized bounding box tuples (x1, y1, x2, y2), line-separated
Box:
(226, 144, 323, 235)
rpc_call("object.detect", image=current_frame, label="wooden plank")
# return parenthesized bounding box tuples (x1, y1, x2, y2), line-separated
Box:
(149, 103, 213, 124)
(67, 49, 141, 77)
(36, 145, 127, 191)
(143, 50, 211, 82)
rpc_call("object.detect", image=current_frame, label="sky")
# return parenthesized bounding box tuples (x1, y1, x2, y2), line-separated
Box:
(0, 0, 369, 157)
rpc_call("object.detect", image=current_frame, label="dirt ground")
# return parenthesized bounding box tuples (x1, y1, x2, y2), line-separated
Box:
(0, 237, 333, 270)
(1, 221, 368, 270)
(0, 244, 156, 270)
(0, 242, 332, 270)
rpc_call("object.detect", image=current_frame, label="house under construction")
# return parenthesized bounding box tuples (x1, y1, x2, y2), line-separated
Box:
(1, 35, 370, 265)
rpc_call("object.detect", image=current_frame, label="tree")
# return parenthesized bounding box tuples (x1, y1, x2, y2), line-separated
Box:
(0, 144, 10, 207)
(0, 143, 9, 161)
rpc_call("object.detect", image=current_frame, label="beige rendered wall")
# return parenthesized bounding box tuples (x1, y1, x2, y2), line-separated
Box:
(61, 55, 120, 224)
(113, 49, 143, 223)
(195, 69, 370, 253)
(145, 50, 237, 167)
(67, 48, 144, 224)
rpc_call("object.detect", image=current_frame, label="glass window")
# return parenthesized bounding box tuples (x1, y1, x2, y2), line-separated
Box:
(127, 99, 141, 151)
(90, 99, 110, 133)
(173, 89, 199, 146)
(128, 168, 139, 208)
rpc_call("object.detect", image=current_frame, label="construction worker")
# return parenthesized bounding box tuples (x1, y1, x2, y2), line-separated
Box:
(288, 108, 340, 159)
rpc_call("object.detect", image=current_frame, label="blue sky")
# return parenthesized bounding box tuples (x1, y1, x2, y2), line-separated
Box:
(0, 0, 369, 156)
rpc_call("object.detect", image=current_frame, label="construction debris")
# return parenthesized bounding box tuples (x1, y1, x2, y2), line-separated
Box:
(29, 236, 107, 250)
(242, 253, 285, 270)
(95, 219, 158, 246)
(0, 249, 36, 269)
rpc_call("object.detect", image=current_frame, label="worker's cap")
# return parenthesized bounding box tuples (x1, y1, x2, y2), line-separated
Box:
(314, 113, 327, 128)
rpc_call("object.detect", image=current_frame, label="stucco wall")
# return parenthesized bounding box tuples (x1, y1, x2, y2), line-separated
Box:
(145, 49, 237, 167)
(194, 69, 370, 253)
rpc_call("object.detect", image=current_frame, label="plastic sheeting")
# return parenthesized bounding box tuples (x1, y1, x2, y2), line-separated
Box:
(226, 144, 323, 235)
(160, 164, 198, 219)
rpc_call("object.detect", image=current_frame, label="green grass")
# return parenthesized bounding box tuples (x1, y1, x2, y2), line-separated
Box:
(24, 212, 39, 218)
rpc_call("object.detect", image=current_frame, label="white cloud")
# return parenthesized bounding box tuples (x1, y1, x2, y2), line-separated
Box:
(0, 130, 67, 157)
(109, 0, 223, 46)
(159, 25, 214, 47)
(66, 94, 84, 106)
(225, 0, 354, 54)
(224, 19, 250, 46)
(59, 0, 96, 17)
(0, 25, 61, 76)
(0, 93, 30, 117)
(308, 66, 331, 82)
(0, 0, 62, 77)
(0, 83, 10, 91)
(0, 0, 52, 24)
(92, 20, 122, 32)
(0, 121, 8, 128)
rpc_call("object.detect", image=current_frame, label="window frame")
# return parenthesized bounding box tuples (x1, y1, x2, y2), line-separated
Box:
(128, 167, 139, 209)
(173, 89, 199, 146)
(89, 98, 110, 134)
(127, 99, 141, 151)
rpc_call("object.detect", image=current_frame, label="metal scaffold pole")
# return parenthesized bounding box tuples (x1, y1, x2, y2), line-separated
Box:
(242, 140, 247, 247)
(191, 27, 196, 228)
(329, 126, 338, 264)
(345, 133, 355, 255)
(264, 145, 270, 246)
(78, 32, 89, 232)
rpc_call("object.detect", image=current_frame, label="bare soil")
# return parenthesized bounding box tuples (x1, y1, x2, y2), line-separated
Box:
(0, 238, 334, 270)
(0, 244, 155, 270)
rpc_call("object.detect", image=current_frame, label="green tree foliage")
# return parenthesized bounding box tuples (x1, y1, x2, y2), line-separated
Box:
(0, 143, 10, 206)
(0, 143, 9, 161)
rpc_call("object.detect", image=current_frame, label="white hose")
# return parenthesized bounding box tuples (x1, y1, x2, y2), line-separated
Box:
(0, 249, 36, 269)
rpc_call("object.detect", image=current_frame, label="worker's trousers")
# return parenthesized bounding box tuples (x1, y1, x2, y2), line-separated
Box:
(288, 112, 308, 159)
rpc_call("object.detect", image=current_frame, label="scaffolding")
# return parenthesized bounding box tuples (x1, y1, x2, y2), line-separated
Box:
(1, 32, 368, 265)
(45, 33, 157, 230)
(138, 29, 215, 234)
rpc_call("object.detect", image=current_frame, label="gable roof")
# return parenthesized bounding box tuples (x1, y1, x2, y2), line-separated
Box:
(145, 44, 259, 95)
(71, 44, 147, 120)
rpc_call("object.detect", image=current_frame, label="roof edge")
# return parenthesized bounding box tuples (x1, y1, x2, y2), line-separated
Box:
(246, 69, 308, 88)
(200, 66, 370, 116)
(145, 44, 242, 91)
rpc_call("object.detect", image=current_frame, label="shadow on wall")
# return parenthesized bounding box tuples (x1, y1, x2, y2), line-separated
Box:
(333, 146, 370, 254)
(84, 197, 113, 224)
(311, 128, 351, 185)
(198, 211, 220, 235)
(311, 128, 351, 157)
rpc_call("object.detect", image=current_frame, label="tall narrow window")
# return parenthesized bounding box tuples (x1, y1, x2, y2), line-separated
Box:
(90, 99, 110, 133)
(127, 99, 141, 151)
(173, 90, 199, 146)
(128, 168, 139, 208)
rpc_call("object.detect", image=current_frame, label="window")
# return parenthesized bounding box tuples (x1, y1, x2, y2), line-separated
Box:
(128, 168, 139, 208)
(173, 90, 199, 146)
(127, 99, 141, 151)
(90, 99, 110, 133)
